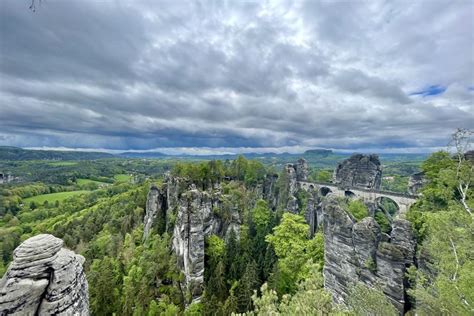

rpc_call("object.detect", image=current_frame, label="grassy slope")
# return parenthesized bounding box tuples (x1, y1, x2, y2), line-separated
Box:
(23, 190, 90, 204)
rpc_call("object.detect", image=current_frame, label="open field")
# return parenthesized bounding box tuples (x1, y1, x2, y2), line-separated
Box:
(48, 161, 79, 166)
(23, 190, 90, 204)
(114, 174, 132, 182)
(76, 178, 110, 186)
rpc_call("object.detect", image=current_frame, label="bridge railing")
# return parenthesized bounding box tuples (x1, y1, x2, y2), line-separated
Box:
(308, 181, 418, 200)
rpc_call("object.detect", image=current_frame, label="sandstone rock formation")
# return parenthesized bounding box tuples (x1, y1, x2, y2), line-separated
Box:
(143, 185, 167, 239)
(0, 234, 89, 315)
(262, 173, 279, 210)
(322, 197, 415, 313)
(333, 154, 382, 189)
(283, 158, 310, 213)
(408, 172, 426, 195)
(144, 177, 241, 303)
(464, 150, 474, 162)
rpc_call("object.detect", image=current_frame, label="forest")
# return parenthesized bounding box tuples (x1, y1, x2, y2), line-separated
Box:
(0, 147, 472, 315)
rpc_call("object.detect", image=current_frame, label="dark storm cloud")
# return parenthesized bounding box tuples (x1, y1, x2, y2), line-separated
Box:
(0, 0, 472, 153)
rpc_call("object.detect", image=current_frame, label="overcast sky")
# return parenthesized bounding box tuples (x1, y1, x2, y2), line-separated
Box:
(0, 0, 473, 154)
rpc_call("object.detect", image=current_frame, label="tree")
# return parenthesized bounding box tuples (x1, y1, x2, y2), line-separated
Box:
(224, 228, 241, 282)
(316, 170, 332, 183)
(251, 200, 271, 233)
(248, 264, 338, 315)
(347, 199, 368, 221)
(237, 260, 260, 312)
(406, 130, 474, 314)
(88, 256, 121, 315)
(449, 128, 473, 216)
(347, 283, 398, 316)
(265, 213, 323, 294)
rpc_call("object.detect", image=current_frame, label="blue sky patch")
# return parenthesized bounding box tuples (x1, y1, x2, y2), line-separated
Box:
(410, 84, 447, 97)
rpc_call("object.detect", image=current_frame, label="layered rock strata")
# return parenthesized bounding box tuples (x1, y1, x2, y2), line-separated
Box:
(0, 234, 89, 315)
(284, 158, 309, 213)
(333, 154, 382, 189)
(144, 178, 240, 303)
(322, 197, 415, 313)
(143, 185, 167, 238)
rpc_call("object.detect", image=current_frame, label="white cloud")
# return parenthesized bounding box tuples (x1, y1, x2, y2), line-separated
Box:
(0, 0, 472, 152)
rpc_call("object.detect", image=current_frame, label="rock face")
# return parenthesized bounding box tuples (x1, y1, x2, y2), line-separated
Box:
(333, 154, 382, 189)
(143, 185, 167, 239)
(408, 172, 426, 195)
(144, 177, 241, 303)
(322, 197, 415, 313)
(464, 150, 474, 162)
(283, 158, 310, 213)
(172, 187, 221, 302)
(263, 173, 279, 210)
(0, 234, 89, 315)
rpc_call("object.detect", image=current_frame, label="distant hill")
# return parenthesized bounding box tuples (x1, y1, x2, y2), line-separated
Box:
(117, 151, 167, 158)
(304, 149, 333, 157)
(0, 146, 114, 161)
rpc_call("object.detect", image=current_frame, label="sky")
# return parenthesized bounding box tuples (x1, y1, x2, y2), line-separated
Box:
(0, 0, 473, 155)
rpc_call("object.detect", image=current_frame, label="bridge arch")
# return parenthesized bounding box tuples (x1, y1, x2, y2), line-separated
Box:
(319, 186, 332, 197)
(375, 196, 399, 216)
(344, 190, 356, 198)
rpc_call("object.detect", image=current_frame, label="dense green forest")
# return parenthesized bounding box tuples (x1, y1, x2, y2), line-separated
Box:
(0, 149, 471, 315)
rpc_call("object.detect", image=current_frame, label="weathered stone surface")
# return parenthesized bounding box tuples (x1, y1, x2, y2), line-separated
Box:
(169, 182, 240, 303)
(0, 234, 89, 315)
(322, 197, 415, 313)
(408, 172, 426, 195)
(333, 154, 382, 189)
(465, 150, 474, 162)
(295, 158, 309, 182)
(263, 173, 279, 210)
(143, 185, 167, 239)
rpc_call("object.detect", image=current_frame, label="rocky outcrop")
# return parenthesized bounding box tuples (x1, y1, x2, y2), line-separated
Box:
(465, 150, 474, 162)
(408, 172, 426, 195)
(322, 197, 415, 313)
(145, 175, 242, 303)
(333, 154, 382, 189)
(263, 173, 279, 210)
(295, 158, 309, 182)
(0, 234, 89, 315)
(173, 187, 219, 302)
(172, 185, 241, 303)
(283, 158, 310, 213)
(143, 185, 167, 238)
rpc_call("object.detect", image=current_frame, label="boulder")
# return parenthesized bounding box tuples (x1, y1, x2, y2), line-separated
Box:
(0, 234, 89, 315)
(333, 154, 382, 189)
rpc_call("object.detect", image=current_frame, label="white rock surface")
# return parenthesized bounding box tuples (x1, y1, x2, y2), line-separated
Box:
(0, 234, 89, 315)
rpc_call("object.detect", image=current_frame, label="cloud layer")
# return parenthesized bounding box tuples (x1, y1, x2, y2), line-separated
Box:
(1, 0, 473, 153)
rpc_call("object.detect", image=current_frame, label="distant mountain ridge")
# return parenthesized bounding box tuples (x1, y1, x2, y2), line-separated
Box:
(0, 146, 114, 161)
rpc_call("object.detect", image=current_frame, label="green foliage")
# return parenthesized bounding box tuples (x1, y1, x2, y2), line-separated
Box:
(406, 147, 474, 315)
(251, 200, 272, 232)
(206, 235, 225, 262)
(248, 264, 339, 315)
(316, 169, 332, 183)
(347, 283, 398, 315)
(266, 213, 324, 294)
(295, 189, 310, 215)
(408, 209, 474, 315)
(22, 190, 91, 204)
(364, 257, 377, 272)
(88, 256, 121, 315)
(347, 199, 368, 222)
(374, 210, 391, 234)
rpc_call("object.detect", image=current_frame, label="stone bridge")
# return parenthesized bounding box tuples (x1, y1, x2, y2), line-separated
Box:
(298, 181, 417, 215)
